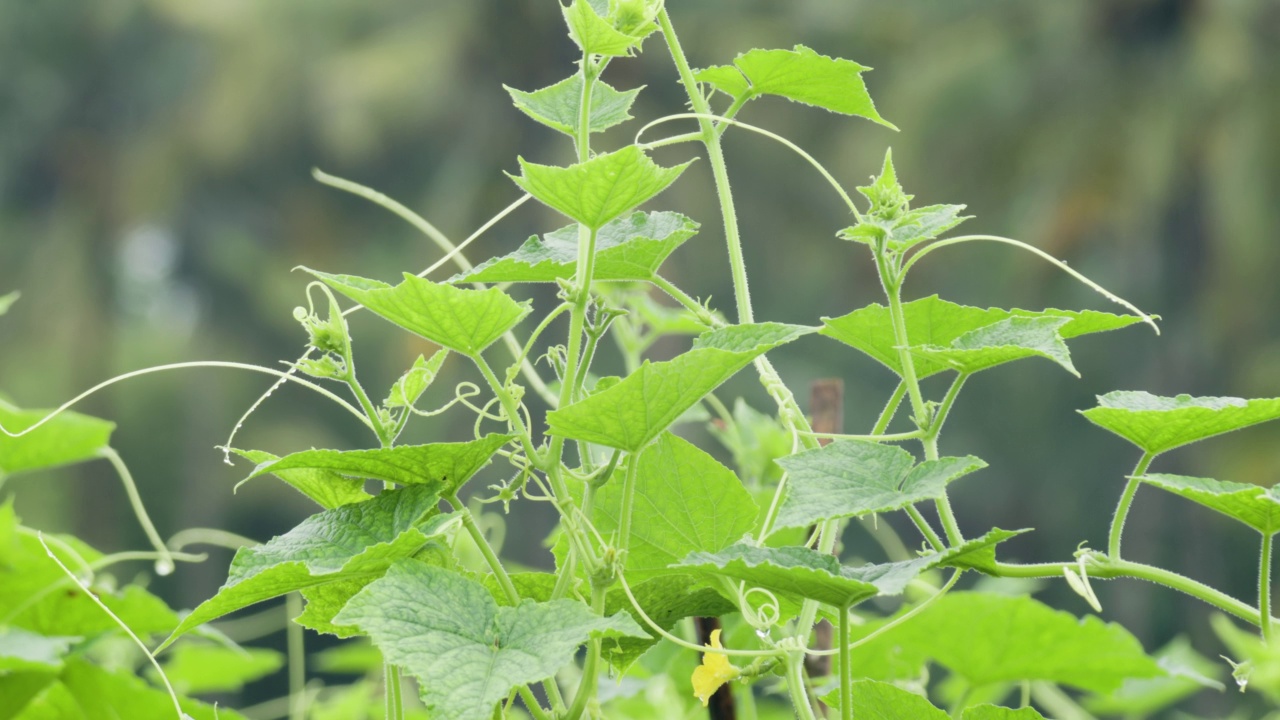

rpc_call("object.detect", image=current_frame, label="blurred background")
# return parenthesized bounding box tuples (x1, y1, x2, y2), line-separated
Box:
(1, 0, 1278, 715)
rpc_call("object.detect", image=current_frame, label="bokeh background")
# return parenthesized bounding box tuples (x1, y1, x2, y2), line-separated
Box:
(2, 0, 1278, 715)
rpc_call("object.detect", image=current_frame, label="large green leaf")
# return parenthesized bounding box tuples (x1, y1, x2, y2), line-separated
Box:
(453, 212, 699, 284)
(695, 45, 893, 127)
(239, 434, 512, 496)
(562, 0, 653, 57)
(303, 270, 531, 357)
(506, 72, 641, 137)
(0, 399, 114, 476)
(864, 592, 1163, 693)
(774, 439, 985, 530)
(601, 576, 736, 672)
(231, 449, 371, 510)
(509, 145, 692, 230)
(59, 659, 248, 720)
(0, 533, 177, 638)
(0, 629, 77, 673)
(821, 295, 1143, 379)
(1084, 636, 1223, 717)
(1139, 473, 1280, 534)
(590, 433, 759, 580)
(909, 316, 1078, 377)
(0, 671, 62, 720)
(819, 679, 946, 718)
(1081, 391, 1280, 455)
(163, 485, 442, 647)
(547, 323, 815, 451)
(155, 643, 284, 695)
(333, 561, 647, 720)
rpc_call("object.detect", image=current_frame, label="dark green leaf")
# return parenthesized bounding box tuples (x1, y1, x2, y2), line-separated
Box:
(231, 449, 371, 510)
(506, 73, 642, 137)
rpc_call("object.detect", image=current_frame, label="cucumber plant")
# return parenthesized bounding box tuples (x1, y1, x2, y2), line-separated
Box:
(4, 2, 1280, 718)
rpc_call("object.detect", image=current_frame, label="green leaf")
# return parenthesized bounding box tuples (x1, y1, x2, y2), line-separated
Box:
(696, 45, 893, 127)
(383, 350, 448, 409)
(546, 323, 815, 451)
(60, 659, 248, 720)
(0, 533, 177, 638)
(163, 485, 442, 648)
(231, 449, 371, 510)
(1139, 473, 1280, 534)
(1080, 391, 1280, 455)
(821, 295, 1144, 379)
(333, 561, 647, 720)
(509, 145, 692, 230)
(0, 399, 115, 476)
(453, 212, 699, 284)
(562, 0, 654, 57)
(911, 316, 1079, 377)
(694, 65, 751, 98)
(239, 434, 512, 495)
(962, 708, 1048, 720)
(590, 433, 759, 580)
(820, 679, 945, 718)
(0, 291, 18, 316)
(601, 576, 735, 672)
(506, 73, 642, 137)
(1084, 636, 1223, 717)
(869, 592, 1163, 692)
(0, 671, 61, 720)
(156, 643, 284, 695)
(303, 270, 531, 357)
(931, 528, 1029, 575)
(774, 439, 986, 530)
(0, 629, 77, 673)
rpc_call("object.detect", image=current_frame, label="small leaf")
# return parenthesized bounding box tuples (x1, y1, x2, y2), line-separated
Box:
(162, 485, 442, 647)
(155, 643, 285, 695)
(1139, 473, 1280, 534)
(1081, 391, 1280, 455)
(562, 0, 653, 57)
(909, 316, 1079, 377)
(821, 295, 1144, 379)
(962, 708, 1048, 720)
(0, 398, 115, 476)
(0, 628, 77, 673)
(240, 434, 512, 495)
(697, 45, 893, 127)
(820, 679, 946, 718)
(509, 145, 692, 230)
(230, 449, 371, 510)
(303, 270, 531, 357)
(590, 433, 759, 580)
(383, 350, 448, 409)
(334, 561, 647, 720)
(506, 73, 642, 137)
(932, 528, 1030, 575)
(454, 212, 699, 284)
(774, 439, 986, 531)
(0, 291, 18, 316)
(546, 323, 815, 451)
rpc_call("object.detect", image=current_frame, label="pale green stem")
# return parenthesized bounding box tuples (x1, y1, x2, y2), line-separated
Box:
(807, 571, 961, 657)
(472, 355, 541, 466)
(564, 584, 608, 720)
(1262, 533, 1274, 644)
(616, 573, 781, 657)
(97, 447, 176, 576)
(287, 593, 307, 720)
(1030, 682, 1097, 720)
(905, 506, 945, 551)
(839, 604, 852, 720)
(785, 653, 820, 720)
(949, 683, 972, 718)
(1108, 452, 1156, 559)
(800, 429, 923, 443)
(871, 381, 907, 435)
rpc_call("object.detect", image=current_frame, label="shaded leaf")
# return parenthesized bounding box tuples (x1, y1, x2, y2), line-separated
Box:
(775, 439, 985, 530)
(0, 398, 114, 476)
(506, 73, 641, 137)
(334, 561, 647, 720)
(601, 576, 736, 673)
(546, 323, 814, 451)
(509, 145, 692, 230)
(60, 659, 248, 720)
(155, 643, 284, 695)
(821, 295, 1143, 379)
(230, 449, 371, 510)
(454, 212, 699, 284)
(163, 485, 442, 647)
(819, 679, 945, 718)
(909, 316, 1078, 377)
(304, 270, 531, 357)
(1140, 473, 1280, 534)
(1081, 391, 1280, 455)
(1084, 636, 1224, 717)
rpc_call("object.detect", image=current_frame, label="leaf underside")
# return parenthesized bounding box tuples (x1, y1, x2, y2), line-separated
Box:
(1081, 391, 1280, 455)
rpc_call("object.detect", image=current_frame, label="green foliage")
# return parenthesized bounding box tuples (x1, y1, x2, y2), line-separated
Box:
(155, 643, 285, 695)
(1082, 391, 1280, 455)
(0, 398, 114, 476)
(1140, 473, 1280, 534)
(506, 73, 642, 138)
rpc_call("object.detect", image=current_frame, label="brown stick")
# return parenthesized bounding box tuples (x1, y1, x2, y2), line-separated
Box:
(804, 380, 843, 687)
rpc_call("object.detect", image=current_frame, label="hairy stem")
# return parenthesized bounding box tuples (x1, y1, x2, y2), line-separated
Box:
(839, 605, 852, 720)
(785, 653, 820, 720)
(1263, 533, 1274, 644)
(1108, 452, 1156, 559)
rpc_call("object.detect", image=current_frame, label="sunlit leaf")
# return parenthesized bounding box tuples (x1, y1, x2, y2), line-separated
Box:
(154, 643, 284, 695)
(162, 485, 442, 648)
(696, 45, 893, 127)
(454, 212, 699, 284)
(383, 350, 448, 409)
(239, 434, 512, 496)
(509, 145, 692, 230)
(1139, 473, 1280, 534)
(0, 629, 77, 673)
(547, 323, 815, 451)
(821, 295, 1143, 379)
(819, 679, 945, 718)
(304, 270, 531, 357)
(334, 561, 647, 720)
(1081, 391, 1280, 455)
(0, 398, 114, 476)
(910, 316, 1078, 377)
(230, 449, 371, 510)
(60, 659, 248, 720)
(562, 0, 653, 57)
(506, 73, 642, 137)
(775, 438, 986, 530)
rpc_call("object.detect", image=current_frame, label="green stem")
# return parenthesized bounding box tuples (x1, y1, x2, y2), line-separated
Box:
(871, 382, 908, 435)
(287, 593, 307, 720)
(617, 455, 639, 556)
(839, 605, 852, 720)
(472, 355, 541, 468)
(905, 506, 945, 551)
(1263, 533, 1274, 644)
(384, 663, 403, 720)
(97, 447, 176, 576)
(1108, 452, 1156, 559)
(564, 584, 608, 720)
(785, 653, 820, 720)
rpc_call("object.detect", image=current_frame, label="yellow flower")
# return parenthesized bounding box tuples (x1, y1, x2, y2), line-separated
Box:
(691, 628, 741, 705)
